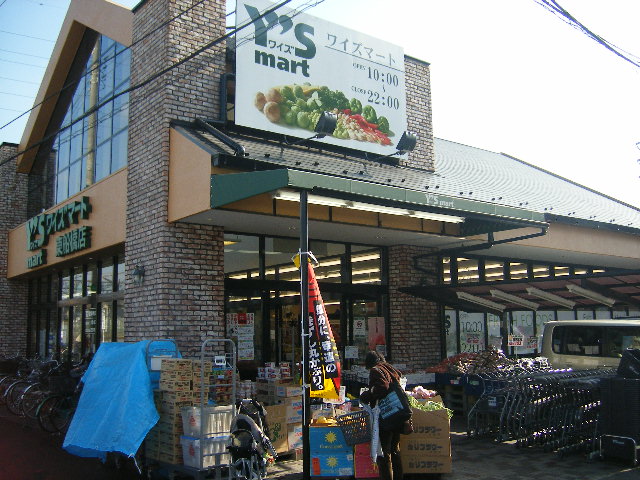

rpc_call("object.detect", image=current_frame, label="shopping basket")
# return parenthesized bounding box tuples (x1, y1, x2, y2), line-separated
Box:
(336, 409, 372, 445)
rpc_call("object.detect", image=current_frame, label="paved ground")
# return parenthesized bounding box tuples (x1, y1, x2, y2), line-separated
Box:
(1, 407, 637, 480)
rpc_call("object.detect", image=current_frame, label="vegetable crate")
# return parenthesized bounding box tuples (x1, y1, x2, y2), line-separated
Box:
(336, 410, 371, 446)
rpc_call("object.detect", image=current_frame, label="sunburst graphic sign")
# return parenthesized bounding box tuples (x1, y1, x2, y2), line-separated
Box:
(325, 431, 337, 444)
(326, 457, 338, 468)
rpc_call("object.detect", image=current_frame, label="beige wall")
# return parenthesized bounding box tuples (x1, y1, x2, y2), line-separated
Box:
(7, 169, 127, 278)
(168, 128, 215, 222)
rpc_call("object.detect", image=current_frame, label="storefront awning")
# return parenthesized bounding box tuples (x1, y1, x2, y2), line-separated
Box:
(400, 270, 640, 314)
(210, 168, 548, 235)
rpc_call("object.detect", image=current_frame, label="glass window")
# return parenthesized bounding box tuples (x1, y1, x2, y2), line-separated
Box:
(595, 306, 612, 319)
(226, 234, 260, 279)
(511, 311, 535, 355)
(71, 306, 83, 362)
(52, 34, 130, 204)
(87, 263, 98, 295)
(554, 266, 570, 277)
(116, 301, 124, 342)
(535, 311, 555, 352)
(487, 313, 502, 350)
(442, 257, 452, 284)
(532, 265, 550, 278)
(85, 305, 98, 354)
(60, 273, 71, 300)
(351, 246, 381, 285)
(350, 299, 384, 361)
(73, 267, 84, 297)
(577, 308, 595, 320)
(457, 258, 479, 284)
(459, 311, 485, 353)
(60, 307, 70, 359)
(48, 308, 59, 357)
(444, 309, 457, 357)
(101, 259, 114, 294)
(116, 258, 125, 292)
(509, 262, 528, 280)
(101, 301, 113, 343)
(311, 240, 346, 284)
(484, 260, 504, 282)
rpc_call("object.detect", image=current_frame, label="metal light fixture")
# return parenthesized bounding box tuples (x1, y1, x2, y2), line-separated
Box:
(490, 289, 540, 311)
(566, 284, 616, 307)
(526, 287, 576, 309)
(457, 291, 505, 312)
(286, 111, 337, 145)
(395, 131, 417, 153)
(132, 265, 145, 286)
(272, 189, 464, 223)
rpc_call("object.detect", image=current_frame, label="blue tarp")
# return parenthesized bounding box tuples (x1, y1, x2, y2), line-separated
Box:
(63, 340, 177, 459)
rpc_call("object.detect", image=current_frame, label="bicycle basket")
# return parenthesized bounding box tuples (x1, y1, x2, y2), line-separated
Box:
(336, 410, 371, 446)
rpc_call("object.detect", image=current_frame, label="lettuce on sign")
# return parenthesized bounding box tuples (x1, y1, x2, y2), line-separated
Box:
(235, 0, 407, 157)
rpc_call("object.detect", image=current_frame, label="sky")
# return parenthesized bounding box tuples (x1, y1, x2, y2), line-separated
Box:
(1, 0, 638, 207)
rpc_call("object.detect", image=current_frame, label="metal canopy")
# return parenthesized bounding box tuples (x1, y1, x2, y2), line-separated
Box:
(400, 270, 640, 314)
(210, 168, 548, 235)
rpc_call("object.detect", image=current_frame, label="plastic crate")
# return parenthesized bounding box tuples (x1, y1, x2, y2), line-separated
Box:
(336, 410, 371, 446)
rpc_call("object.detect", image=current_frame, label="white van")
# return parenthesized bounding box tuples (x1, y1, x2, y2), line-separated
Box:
(541, 319, 640, 370)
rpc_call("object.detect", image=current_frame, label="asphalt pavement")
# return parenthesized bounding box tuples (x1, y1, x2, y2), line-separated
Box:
(1, 406, 638, 480)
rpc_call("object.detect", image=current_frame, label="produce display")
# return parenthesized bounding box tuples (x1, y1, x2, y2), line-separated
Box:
(426, 347, 550, 375)
(254, 84, 393, 146)
(407, 395, 453, 419)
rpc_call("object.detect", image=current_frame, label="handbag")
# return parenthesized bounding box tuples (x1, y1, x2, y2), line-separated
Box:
(376, 370, 413, 431)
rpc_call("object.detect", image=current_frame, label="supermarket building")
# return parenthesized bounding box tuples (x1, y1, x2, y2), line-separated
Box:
(1, 0, 639, 375)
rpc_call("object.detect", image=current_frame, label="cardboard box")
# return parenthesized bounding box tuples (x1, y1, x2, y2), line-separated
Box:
(406, 405, 450, 438)
(277, 385, 303, 397)
(287, 423, 303, 450)
(159, 379, 191, 392)
(401, 454, 452, 474)
(311, 453, 354, 477)
(267, 416, 289, 453)
(309, 426, 350, 453)
(399, 435, 450, 456)
(160, 358, 192, 372)
(285, 397, 303, 423)
(159, 391, 194, 404)
(265, 404, 287, 420)
(354, 453, 379, 478)
(160, 370, 192, 382)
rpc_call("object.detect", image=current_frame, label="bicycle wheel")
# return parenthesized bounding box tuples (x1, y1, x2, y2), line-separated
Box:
(22, 385, 48, 419)
(6, 380, 30, 415)
(37, 395, 74, 433)
(0, 375, 17, 404)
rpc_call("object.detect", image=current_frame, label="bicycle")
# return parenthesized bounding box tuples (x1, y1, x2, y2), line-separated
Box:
(36, 361, 88, 433)
(4, 359, 58, 416)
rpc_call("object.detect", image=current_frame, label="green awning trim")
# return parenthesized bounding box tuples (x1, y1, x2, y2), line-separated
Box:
(210, 168, 547, 228)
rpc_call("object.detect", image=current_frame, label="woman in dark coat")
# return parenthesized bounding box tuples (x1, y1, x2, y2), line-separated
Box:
(360, 350, 404, 480)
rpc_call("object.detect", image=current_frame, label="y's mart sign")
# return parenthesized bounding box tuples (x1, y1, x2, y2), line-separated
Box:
(25, 196, 92, 268)
(235, 0, 407, 157)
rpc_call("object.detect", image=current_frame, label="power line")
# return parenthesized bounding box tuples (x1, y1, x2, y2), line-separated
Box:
(2, 0, 303, 167)
(0, 48, 50, 59)
(0, 29, 54, 42)
(533, 0, 640, 69)
(0, 76, 39, 85)
(0, 0, 211, 132)
(0, 91, 35, 98)
(0, 58, 46, 68)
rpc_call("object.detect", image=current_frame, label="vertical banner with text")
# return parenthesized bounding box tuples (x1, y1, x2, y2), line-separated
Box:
(307, 262, 341, 399)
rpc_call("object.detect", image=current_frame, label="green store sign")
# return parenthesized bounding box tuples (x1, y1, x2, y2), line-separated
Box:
(26, 196, 92, 269)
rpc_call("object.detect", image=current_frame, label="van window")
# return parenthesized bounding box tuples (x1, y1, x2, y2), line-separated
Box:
(552, 325, 640, 358)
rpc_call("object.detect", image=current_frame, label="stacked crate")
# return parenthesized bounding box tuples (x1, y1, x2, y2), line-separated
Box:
(399, 397, 452, 474)
(309, 426, 354, 477)
(147, 358, 194, 464)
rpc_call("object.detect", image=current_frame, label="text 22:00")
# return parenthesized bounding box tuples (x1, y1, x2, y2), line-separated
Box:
(367, 91, 400, 109)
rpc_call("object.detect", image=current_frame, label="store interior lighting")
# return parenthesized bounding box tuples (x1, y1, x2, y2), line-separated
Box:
(456, 291, 505, 312)
(566, 284, 616, 307)
(273, 190, 464, 223)
(490, 289, 540, 311)
(526, 287, 576, 309)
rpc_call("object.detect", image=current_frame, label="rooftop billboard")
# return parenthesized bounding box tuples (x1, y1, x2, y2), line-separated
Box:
(235, 0, 407, 157)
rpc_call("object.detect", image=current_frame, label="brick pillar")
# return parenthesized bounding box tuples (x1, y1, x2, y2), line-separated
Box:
(403, 58, 434, 172)
(125, 0, 227, 355)
(0, 143, 29, 355)
(388, 245, 441, 369)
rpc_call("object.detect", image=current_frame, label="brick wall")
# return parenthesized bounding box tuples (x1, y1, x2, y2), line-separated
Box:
(403, 57, 434, 172)
(125, 0, 228, 355)
(0, 143, 29, 355)
(388, 245, 441, 369)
